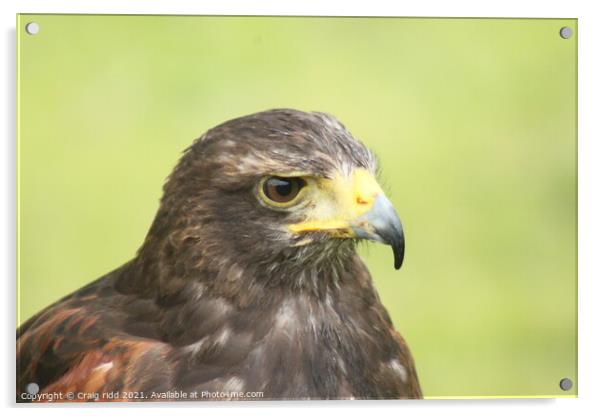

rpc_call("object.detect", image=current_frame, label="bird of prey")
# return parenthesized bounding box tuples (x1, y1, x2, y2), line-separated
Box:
(17, 109, 421, 402)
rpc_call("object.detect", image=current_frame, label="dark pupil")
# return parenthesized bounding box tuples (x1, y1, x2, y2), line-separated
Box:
(273, 179, 292, 196)
(264, 177, 303, 203)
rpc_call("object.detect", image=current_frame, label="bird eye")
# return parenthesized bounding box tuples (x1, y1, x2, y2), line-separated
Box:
(261, 176, 307, 206)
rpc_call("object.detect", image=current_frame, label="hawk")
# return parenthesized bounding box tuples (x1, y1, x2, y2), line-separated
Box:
(17, 109, 421, 401)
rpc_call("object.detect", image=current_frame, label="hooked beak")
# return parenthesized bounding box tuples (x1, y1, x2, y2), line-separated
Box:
(288, 168, 405, 270)
(350, 194, 405, 269)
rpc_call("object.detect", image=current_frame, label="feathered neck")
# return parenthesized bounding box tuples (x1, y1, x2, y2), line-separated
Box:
(117, 231, 361, 308)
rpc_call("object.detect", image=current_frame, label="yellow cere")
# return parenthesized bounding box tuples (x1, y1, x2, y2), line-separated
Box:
(288, 168, 384, 236)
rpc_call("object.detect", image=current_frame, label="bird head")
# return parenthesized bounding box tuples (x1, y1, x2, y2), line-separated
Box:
(147, 109, 404, 288)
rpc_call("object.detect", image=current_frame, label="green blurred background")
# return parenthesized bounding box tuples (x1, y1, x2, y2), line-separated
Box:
(17, 15, 577, 398)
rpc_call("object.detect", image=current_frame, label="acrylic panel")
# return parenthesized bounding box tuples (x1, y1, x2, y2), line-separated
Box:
(16, 15, 577, 401)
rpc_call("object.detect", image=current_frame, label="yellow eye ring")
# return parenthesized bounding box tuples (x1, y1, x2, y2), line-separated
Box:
(258, 176, 308, 208)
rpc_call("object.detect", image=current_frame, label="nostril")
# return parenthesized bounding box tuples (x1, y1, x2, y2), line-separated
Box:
(357, 192, 378, 205)
(356, 196, 369, 205)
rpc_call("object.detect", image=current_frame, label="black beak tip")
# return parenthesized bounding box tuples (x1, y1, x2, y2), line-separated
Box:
(392, 229, 405, 270)
(393, 245, 404, 270)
